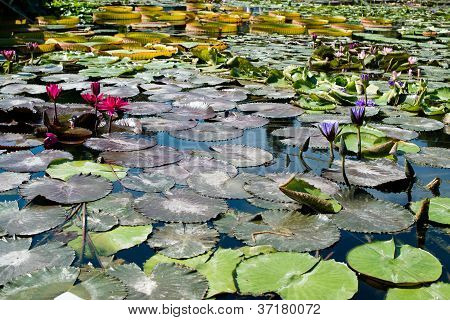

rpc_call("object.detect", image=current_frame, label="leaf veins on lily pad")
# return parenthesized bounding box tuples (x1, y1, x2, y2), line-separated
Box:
(236, 252, 358, 300)
(0, 150, 73, 172)
(0, 238, 75, 286)
(135, 189, 228, 223)
(84, 133, 156, 152)
(20, 174, 113, 204)
(148, 223, 219, 259)
(121, 172, 175, 193)
(46, 160, 128, 182)
(347, 239, 442, 285)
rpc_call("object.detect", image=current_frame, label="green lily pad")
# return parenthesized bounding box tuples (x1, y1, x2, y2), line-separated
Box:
(46, 160, 128, 182)
(68, 272, 127, 300)
(347, 239, 442, 285)
(410, 197, 450, 225)
(386, 282, 450, 300)
(405, 147, 450, 169)
(236, 252, 357, 300)
(68, 225, 152, 258)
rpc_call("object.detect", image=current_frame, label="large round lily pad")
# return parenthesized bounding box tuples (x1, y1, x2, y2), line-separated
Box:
(322, 159, 407, 187)
(46, 160, 128, 182)
(209, 144, 273, 167)
(87, 192, 149, 226)
(371, 124, 419, 141)
(0, 239, 75, 286)
(170, 123, 243, 142)
(68, 272, 127, 300)
(217, 113, 269, 130)
(0, 172, 30, 192)
(272, 126, 328, 149)
(121, 172, 175, 193)
(20, 174, 113, 204)
(386, 282, 450, 300)
(84, 133, 156, 152)
(148, 223, 219, 259)
(382, 116, 444, 132)
(0, 201, 67, 236)
(237, 102, 303, 118)
(332, 191, 415, 233)
(187, 171, 257, 199)
(0, 267, 79, 300)
(347, 239, 442, 285)
(107, 263, 208, 300)
(405, 147, 450, 169)
(236, 252, 358, 300)
(0, 150, 73, 172)
(125, 102, 171, 116)
(101, 146, 184, 168)
(161, 107, 216, 121)
(232, 210, 340, 252)
(244, 173, 296, 203)
(410, 197, 449, 225)
(135, 189, 228, 223)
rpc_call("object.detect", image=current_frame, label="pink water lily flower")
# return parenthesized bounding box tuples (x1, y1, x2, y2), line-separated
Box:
(91, 81, 101, 96)
(46, 83, 62, 102)
(408, 56, 417, 65)
(357, 50, 366, 60)
(380, 47, 393, 55)
(98, 96, 129, 133)
(391, 71, 401, 81)
(1, 50, 15, 61)
(26, 42, 39, 52)
(44, 133, 58, 149)
(81, 92, 104, 106)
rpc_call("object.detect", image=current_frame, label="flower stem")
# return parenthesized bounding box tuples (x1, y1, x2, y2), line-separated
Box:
(357, 126, 362, 159)
(108, 115, 113, 134)
(329, 141, 334, 161)
(53, 101, 58, 124)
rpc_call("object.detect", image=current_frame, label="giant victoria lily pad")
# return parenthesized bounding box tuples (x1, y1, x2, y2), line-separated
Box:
(322, 159, 407, 187)
(225, 210, 340, 252)
(0, 150, 73, 172)
(107, 263, 208, 300)
(135, 189, 228, 223)
(346, 239, 442, 285)
(405, 147, 450, 169)
(101, 146, 184, 168)
(170, 123, 244, 142)
(0, 201, 67, 236)
(148, 223, 219, 259)
(0, 172, 30, 192)
(20, 174, 113, 204)
(332, 191, 415, 233)
(236, 252, 358, 300)
(209, 144, 273, 167)
(84, 133, 156, 152)
(0, 238, 75, 286)
(237, 102, 303, 118)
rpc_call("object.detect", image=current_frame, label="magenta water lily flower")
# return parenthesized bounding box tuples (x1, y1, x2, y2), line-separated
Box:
(44, 133, 58, 149)
(1, 50, 15, 62)
(26, 42, 39, 52)
(91, 81, 101, 96)
(311, 33, 317, 42)
(46, 84, 62, 102)
(46, 84, 62, 124)
(98, 96, 129, 133)
(81, 92, 104, 106)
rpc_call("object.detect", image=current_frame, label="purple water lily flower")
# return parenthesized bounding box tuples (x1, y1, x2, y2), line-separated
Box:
(360, 73, 370, 85)
(348, 42, 358, 49)
(311, 33, 317, 42)
(318, 121, 339, 142)
(355, 98, 376, 107)
(351, 106, 365, 127)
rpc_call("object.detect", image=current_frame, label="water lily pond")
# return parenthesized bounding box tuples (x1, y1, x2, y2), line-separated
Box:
(0, 0, 449, 300)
